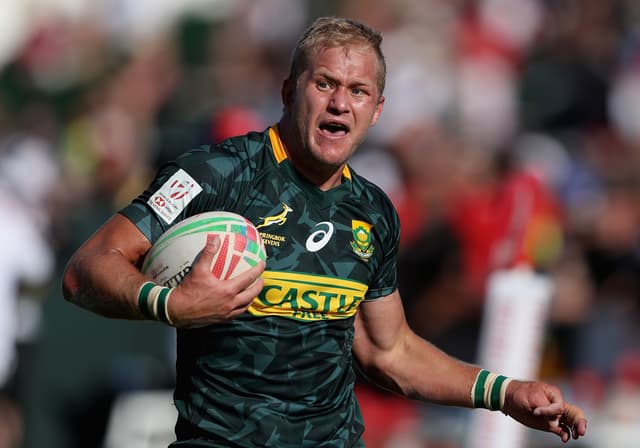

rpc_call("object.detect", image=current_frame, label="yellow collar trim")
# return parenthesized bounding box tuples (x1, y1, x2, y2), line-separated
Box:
(343, 161, 352, 180)
(268, 125, 352, 180)
(268, 126, 288, 163)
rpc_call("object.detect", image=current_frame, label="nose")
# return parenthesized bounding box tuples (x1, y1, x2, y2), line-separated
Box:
(328, 87, 349, 114)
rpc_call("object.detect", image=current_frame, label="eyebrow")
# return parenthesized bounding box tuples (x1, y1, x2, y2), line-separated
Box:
(313, 70, 374, 90)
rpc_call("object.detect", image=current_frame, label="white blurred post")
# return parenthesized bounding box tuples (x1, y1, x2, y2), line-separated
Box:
(466, 267, 553, 448)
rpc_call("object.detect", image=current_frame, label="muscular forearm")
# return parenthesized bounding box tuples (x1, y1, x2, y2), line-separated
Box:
(357, 328, 480, 407)
(400, 334, 480, 406)
(62, 214, 153, 320)
(63, 247, 147, 319)
(354, 293, 485, 407)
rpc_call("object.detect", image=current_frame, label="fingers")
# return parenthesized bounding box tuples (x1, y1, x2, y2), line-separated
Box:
(562, 403, 588, 439)
(228, 275, 265, 316)
(573, 418, 587, 439)
(533, 401, 564, 417)
(535, 415, 566, 442)
(538, 416, 572, 443)
(559, 422, 571, 443)
(199, 248, 265, 317)
(225, 262, 265, 312)
(532, 383, 564, 416)
(542, 402, 588, 443)
(556, 419, 586, 443)
(229, 260, 266, 289)
(505, 381, 588, 443)
(170, 235, 267, 326)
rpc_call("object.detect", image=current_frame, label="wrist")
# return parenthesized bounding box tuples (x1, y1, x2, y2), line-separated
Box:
(137, 281, 174, 325)
(470, 369, 513, 411)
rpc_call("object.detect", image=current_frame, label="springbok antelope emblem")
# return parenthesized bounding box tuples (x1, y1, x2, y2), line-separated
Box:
(256, 203, 293, 229)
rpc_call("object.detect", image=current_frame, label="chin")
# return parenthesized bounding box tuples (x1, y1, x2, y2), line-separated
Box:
(314, 147, 351, 167)
(316, 135, 355, 154)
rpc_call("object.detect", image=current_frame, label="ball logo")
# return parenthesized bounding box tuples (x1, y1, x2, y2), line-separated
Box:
(306, 222, 334, 252)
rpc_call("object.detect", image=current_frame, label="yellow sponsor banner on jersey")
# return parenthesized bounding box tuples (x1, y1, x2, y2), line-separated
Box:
(249, 271, 368, 321)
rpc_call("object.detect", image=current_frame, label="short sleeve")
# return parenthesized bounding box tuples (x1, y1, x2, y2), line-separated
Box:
(363, 195, 401, 301)
(119, 143, 250, 244)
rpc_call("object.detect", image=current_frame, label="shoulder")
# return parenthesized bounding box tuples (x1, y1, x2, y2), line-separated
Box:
(172, 128, 272, 178)
(215, 129, 271, 160)
(347, 165, 401, 249)
(176, 128, 270, 162)
(349, 165, 399, 224)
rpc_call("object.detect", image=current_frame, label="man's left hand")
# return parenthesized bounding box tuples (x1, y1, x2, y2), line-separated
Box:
(502, 380, 588, 443)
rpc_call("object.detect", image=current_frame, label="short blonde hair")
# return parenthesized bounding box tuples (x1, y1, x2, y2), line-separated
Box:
(286, 16, 386, 97)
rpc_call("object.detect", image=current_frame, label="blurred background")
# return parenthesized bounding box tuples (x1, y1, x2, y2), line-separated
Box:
(1, 0, 640, 447)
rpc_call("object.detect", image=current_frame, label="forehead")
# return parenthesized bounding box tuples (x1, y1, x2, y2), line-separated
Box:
(307, 45, 380, 85)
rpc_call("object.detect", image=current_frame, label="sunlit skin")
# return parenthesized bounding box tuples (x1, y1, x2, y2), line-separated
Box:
(278, 45, 385, 190)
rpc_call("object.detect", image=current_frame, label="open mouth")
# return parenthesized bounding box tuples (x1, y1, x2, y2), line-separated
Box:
(319, 121, 350, 136)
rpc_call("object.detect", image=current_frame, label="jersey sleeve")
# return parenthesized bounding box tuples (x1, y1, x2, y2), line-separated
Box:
(363, 194, 401, 301)
(119, 142, 253, 244)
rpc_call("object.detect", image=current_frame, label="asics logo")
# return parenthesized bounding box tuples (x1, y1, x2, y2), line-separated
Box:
(306, 222, 334, 252)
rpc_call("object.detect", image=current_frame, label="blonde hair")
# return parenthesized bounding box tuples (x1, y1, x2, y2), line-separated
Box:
(286, 17, 386, 97)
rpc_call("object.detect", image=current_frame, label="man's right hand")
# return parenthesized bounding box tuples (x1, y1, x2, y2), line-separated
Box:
(167, 235, 266, 328)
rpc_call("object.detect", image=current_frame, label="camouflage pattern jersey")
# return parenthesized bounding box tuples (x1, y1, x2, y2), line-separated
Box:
(119, 126, 401, 447)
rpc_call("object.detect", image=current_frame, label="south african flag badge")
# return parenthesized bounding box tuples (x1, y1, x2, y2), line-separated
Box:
(350, 220, 374, 260)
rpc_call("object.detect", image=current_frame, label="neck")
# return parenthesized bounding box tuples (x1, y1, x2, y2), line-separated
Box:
(277, 119, 344, 191)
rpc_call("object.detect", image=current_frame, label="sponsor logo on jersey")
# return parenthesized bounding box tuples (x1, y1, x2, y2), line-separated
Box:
(248, 271, 368, 321)
(350, 220, 374, 260)
(148, 169, 202, 224)
(259, 232, 287, 247)
(256, 203, 292, 247)
(256, 203, 293, 229)
(305, 221, 334, 252)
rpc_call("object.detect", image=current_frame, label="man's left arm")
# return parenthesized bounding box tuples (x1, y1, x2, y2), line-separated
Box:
(352, 290, 587, 443)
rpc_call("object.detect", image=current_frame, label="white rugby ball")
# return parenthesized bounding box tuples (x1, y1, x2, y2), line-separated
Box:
(141, 211, 266, 287)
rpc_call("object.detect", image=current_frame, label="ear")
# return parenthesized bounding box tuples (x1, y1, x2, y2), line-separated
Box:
(370, 95, 385, 127)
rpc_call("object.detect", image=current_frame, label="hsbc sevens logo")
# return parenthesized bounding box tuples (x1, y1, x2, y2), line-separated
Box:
(169, 179, 194, 200)
(153, 196, 166, 207)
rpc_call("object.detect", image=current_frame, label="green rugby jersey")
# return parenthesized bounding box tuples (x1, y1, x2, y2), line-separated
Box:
(120, 126, 400, 447)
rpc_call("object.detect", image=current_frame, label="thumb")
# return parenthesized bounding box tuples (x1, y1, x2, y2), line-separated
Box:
(206, 233, 221, 250)
(533, 384, 565, 416)
(533, 401, 564, 416)
(193, 234, 221, 269)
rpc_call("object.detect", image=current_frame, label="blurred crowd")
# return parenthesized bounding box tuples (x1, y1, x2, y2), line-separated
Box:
(1, 0, 640, 447)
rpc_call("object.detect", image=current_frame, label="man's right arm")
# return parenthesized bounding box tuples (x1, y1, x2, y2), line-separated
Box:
(62, 213, 154, 319)
(62, 213, 266, 326)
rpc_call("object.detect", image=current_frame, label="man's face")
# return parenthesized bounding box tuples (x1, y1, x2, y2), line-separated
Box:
(284, 45, 384, 179)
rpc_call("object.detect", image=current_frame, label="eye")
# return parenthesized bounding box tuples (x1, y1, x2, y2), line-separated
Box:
(317, 80, 331, 91)
(351, 86, 369, 97)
